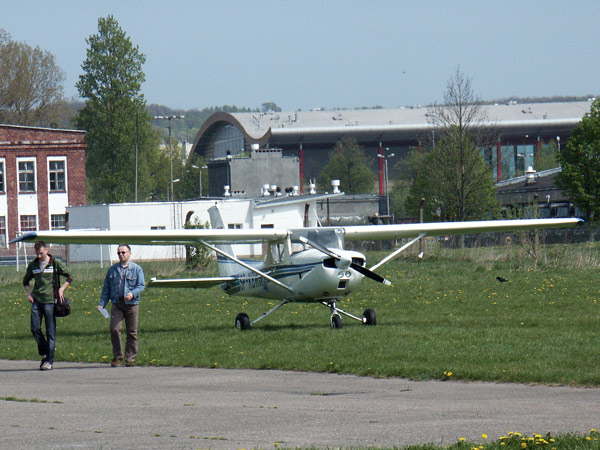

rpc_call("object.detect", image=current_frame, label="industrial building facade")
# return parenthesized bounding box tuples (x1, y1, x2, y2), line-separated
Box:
(191, 101, 591, 195)
(0, 124, 86, 247)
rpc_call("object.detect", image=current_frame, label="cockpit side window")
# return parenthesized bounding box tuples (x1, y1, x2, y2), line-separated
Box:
(270, 243, 285, 264)
(267, 238, 292, 265)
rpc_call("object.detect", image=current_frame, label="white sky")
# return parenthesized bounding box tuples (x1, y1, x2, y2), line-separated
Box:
(4, 0, 600, 111)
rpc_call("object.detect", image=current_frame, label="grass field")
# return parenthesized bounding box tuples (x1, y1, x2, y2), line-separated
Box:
(2, 242, 600, 386)
(282, 430, 600, 450)
(2, 242, 600, 449)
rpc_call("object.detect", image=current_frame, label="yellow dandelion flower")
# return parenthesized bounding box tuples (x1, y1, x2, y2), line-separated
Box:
(482, 433, 488, 439)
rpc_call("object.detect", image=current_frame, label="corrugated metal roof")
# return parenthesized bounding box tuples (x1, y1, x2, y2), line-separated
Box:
(229, 101, 593, 140)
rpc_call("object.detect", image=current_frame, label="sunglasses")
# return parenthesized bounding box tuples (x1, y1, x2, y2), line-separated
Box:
(117, 251, 129, 255)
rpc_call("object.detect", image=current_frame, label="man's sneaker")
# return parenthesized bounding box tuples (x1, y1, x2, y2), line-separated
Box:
(111, 358, 122, 367)
(125, 360, 135, 367)
(40, 362, 52, 371)
(40, 357, 46, 369)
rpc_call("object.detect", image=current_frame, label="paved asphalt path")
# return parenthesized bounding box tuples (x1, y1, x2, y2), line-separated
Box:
(1, 359, 599, 449)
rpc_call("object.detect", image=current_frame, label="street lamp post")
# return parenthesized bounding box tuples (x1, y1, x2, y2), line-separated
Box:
(377, 148, 395, 216)
(191, 164, 208, 197)
(135, 111, 139, 202)
(154, 115, 185, 201)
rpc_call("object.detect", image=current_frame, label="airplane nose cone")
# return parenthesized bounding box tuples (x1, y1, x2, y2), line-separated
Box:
(335, 256, 351, 270)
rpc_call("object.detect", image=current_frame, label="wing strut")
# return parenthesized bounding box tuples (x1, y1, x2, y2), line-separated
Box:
(369, 233, 426, 271)
(199, 240, 294, 294)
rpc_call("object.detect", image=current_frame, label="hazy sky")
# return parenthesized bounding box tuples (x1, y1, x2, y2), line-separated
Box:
(4, 1, 599, 111)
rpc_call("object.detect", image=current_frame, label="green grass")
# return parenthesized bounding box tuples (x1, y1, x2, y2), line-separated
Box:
(2, 243, 600, 386)
(3, 243, 600, 449)
(279, 430, 600, 449)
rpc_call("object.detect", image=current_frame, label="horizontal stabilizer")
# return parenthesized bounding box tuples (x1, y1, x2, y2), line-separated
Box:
(148, 276, 235, 289)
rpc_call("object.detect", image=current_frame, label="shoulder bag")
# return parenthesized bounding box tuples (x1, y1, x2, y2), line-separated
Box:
(53, 257, 71, 317)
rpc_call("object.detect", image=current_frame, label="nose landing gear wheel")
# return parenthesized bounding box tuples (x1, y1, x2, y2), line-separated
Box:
(235, 312, 251, 330)
(331, 314, 343, 329)
(362, 308, 377, 325)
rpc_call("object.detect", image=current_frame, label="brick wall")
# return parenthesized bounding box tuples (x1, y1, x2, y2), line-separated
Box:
(0, 125, 87, 242)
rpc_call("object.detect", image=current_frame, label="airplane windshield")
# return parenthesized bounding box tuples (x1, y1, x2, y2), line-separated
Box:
(290, 228, 344, 252)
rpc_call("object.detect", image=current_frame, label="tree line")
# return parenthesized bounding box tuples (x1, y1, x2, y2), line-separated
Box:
(1, 19, 600, 225)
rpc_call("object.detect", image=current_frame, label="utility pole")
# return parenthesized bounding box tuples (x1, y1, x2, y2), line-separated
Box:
(154, 115, 185, 201)
(134, 111, 139, 202)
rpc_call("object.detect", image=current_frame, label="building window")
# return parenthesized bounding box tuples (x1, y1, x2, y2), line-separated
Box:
(18, 161, 35, 192)
(228, 223, 243, 229)
(20, 215, 37, 232)
(51, 214, 67, 230)
(49, 160, 66, 192)
(0, 216, 6, 247)
(214, 124, 244, 158)
(150, 226, 166, 230)
(0, 161, 5, 193)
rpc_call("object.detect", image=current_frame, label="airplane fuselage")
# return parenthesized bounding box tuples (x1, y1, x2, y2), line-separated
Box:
(222, 248, 366, 302)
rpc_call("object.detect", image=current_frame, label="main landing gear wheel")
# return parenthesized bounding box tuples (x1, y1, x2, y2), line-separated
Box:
(362, 308, 377, 325)
(235, 312, 251, 330)
(331, 314, 343, 329)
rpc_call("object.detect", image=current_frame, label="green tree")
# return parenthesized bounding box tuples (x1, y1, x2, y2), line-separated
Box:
(261, 101, 281, 112)
(407, 126, 498, 222)
(184, 217, 211, 271)
(536, 140, 560, 172)
(407, 68, 498, 224)
(0, 29, 67, 126)
(75, 16, 159, 203)
(556, 99, 600, 222)
(390, 148, 424, 218)
(176, 152, 208, 200)
(317, 139, 375, 194)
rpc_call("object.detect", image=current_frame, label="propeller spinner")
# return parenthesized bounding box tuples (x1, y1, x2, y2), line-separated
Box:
(297, 236, 392, 286)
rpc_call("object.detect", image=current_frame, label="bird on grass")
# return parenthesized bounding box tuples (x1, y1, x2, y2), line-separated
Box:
(496, 276, 509, 283)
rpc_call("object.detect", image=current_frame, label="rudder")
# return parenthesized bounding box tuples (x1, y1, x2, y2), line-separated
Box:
(208, 205, 238, 276)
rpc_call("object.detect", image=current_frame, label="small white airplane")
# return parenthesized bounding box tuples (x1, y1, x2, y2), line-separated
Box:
(10, 207, 581, 329)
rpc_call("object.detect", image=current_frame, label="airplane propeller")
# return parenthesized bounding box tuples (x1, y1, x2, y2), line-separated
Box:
(297, 236, 392, 286)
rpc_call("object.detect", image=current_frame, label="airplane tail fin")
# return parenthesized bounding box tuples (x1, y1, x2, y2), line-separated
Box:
(208, 205, 238, 276)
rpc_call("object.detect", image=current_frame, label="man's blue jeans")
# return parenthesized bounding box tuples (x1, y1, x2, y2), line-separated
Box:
(31, 302, 56, 364)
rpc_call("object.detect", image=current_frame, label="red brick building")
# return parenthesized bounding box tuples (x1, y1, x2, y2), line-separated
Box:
(0, 124, 86, 246)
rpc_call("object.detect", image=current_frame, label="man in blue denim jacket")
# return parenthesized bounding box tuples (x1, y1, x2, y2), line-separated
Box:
(98, 244, 145, 367)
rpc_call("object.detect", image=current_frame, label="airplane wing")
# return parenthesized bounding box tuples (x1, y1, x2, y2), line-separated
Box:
(9, 228, 290, 245)
(340, 218, 583, 241)
(148, 276, 235, 288)
(9, 218, 582, 246)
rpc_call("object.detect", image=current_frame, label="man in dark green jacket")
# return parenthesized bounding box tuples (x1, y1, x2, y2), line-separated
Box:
(23, 241, 73, 371)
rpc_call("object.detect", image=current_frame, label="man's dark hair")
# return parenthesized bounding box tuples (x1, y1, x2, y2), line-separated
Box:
(34, 241, 48, 251)
(117, 244, 131, 251)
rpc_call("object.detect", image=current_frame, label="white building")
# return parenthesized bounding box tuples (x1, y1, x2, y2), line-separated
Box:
(66, 194, 336, 263)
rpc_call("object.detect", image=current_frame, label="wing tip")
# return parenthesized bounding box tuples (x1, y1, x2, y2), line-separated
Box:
(9, 231, 38, 244)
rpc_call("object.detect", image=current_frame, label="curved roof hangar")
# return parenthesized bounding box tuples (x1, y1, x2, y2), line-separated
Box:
(190, 101, 591, 161)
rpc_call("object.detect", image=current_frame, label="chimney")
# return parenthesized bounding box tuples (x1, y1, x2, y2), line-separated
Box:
(331, 179, 340, 194)
(526, 166, 536, 184)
